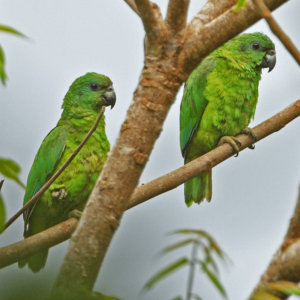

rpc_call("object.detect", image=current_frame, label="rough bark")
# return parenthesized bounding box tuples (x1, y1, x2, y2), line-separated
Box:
(166, 0, 190, 32)
(51, 0, 289, 297)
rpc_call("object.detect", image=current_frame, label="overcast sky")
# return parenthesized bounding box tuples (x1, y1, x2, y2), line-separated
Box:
(1, 1, 300, 299)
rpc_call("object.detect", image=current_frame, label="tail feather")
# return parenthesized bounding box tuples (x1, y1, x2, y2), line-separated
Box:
(184, 170, 212, 206)
(18, 249, 49, 273)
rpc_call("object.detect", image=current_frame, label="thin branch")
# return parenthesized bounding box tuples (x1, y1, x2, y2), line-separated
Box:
(180, 0, 288, 77)
(0, 218, 78, 269)
(253, 0, 300, 65)
(1, 99, 300, 271)
(250, 187, 300, 299)
(134, 0, 166, 53)
(4, 107, 105, 230)
(124, 0, 139, 16)
(165, 0, 190, 32)
(128, 99, 300, 209)
(0, 180, 3, 191)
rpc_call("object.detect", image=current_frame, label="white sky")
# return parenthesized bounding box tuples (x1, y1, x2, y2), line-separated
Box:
(0, 1, 300, 299)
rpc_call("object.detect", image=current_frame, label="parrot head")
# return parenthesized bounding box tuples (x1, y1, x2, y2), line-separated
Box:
(62, 72, 116, 118)
(219, 32, 276, 73)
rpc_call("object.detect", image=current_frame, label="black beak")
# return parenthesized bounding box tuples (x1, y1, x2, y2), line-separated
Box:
(260, 49, 276, 73)
(102, 86, 116, 109)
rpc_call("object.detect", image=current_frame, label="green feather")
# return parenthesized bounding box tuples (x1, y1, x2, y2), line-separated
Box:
(180, 33, 275, 206)
(19, 72, 114, 272)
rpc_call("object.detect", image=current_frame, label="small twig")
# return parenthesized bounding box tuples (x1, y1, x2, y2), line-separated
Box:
(124, 0, 139, 15)
(4, 107, 106, 230)
(253, 0, 300, 65)
(0, 180, 4, 191)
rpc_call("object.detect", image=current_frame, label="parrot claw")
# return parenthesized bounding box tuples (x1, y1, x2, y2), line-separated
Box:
(218, 136, 241, 157)
(248, 144, 255, 150)
(69, 209, 82, 219)
(242, 126, 257, 142)
(52, 188, 68, 201)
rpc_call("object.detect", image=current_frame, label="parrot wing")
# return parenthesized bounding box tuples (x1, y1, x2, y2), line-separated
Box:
(23, 126, 68, 226)
(180, 57, 216, 160)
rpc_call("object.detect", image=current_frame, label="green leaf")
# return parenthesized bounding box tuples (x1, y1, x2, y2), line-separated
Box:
(0, 181, 6, 233)
(268, 281, 300, 295)
(0, 45, 7, 85)
(192, 294, 204, 300)
(203, 246, 219, 275)
(143, 258, 189, 290)
(171, 297, 184, 300)
(0, 25, 26, 37)
(200, 262, 227, 298)
(234, 0, 247, 12)
(172, 229, 230, 265)
(90, 291, 120, 300)
(0, 158, 25, 188)
(160, 238, 197, 255)
(251, 291, 281, 300)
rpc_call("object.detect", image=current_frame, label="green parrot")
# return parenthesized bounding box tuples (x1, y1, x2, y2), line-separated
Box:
(18, 72, 116, 272)
(180, 33, 276, 207)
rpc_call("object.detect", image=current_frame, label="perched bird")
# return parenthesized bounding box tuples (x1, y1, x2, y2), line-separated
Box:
(180, 33, 276, 207)
(18, 72, 116, 272)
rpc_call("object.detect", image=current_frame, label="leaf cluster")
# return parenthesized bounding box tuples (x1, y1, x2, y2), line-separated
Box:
(143, 229, 230, 300)
(251, 281, 300, 299)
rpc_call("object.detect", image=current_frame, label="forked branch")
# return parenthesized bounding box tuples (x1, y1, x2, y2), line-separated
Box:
(253, 0, 300, 65)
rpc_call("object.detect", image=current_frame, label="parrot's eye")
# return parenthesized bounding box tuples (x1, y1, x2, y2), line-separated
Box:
(89, 83, 101, 91)
(251, 42, 262, 51)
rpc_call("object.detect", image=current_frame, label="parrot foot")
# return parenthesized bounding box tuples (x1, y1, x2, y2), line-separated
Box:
(52, 188, 68, 201)
(241, 126, 257, 149)
(218, 136, 241, 157)
(69, 209, 82, 219)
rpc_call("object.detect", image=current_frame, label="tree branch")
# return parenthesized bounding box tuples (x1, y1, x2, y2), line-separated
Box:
(50, 0, 289, 297)
(250, 187, 300, 299)
(2, 99, 300, 271)
(253, 0, 300, 65)
(165, 0, 190, 32)
(180, 0, 288, 77)
(134, 0, 166, 54)
(128, 99, 300, 209)
(124, 0, 139, 15)
(0, 218, 78, 269)
(4, 107, 105, 230)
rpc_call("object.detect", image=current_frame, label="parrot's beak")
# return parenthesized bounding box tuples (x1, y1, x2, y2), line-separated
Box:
(102, 86, 116, 109)
(260, 49, 276, 73)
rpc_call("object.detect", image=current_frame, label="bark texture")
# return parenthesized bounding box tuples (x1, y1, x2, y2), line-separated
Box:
(51, 0, 289, 297)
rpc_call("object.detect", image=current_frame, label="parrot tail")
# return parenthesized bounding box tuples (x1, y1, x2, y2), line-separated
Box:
(184, 170, 212, 207)
(18, 249, 49, 273)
